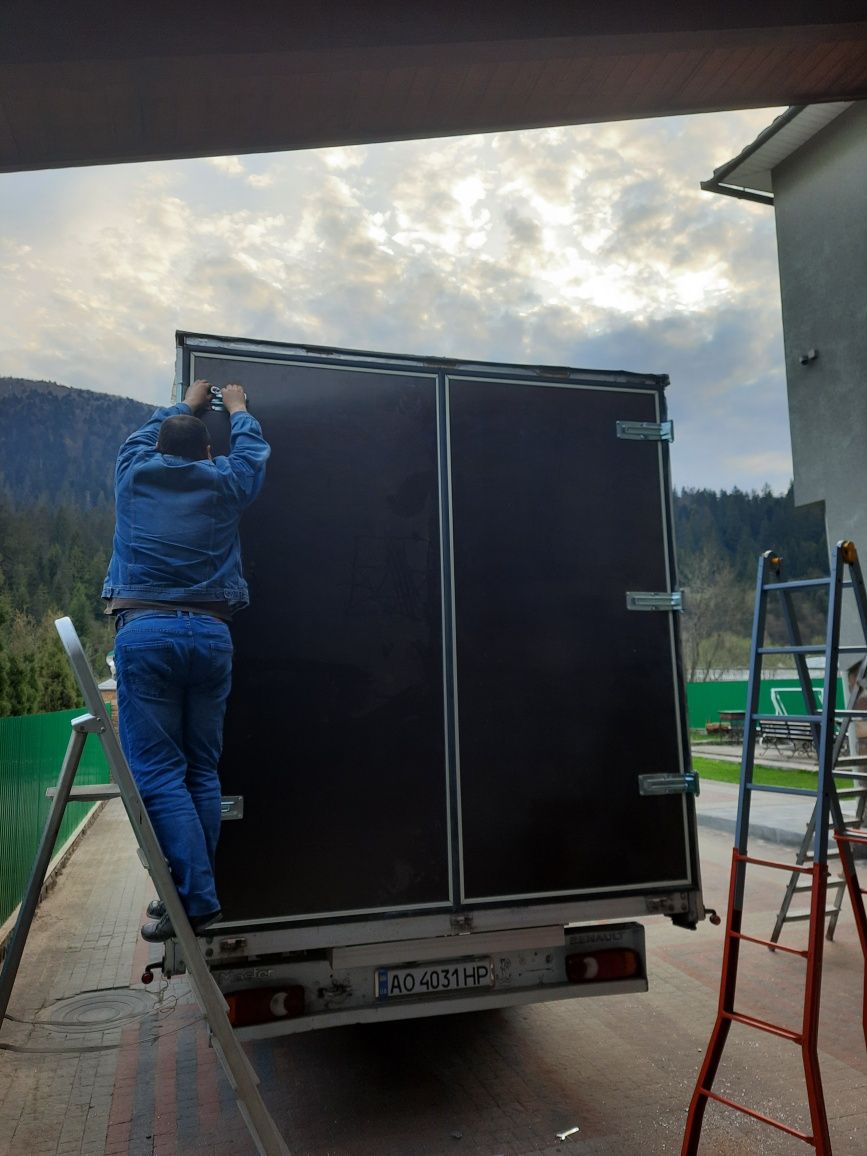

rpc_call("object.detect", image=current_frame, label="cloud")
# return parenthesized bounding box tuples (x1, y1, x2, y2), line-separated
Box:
(725, 448, 793, 477)
(207, 156, 245, 175)
(0, 107, 791, 487)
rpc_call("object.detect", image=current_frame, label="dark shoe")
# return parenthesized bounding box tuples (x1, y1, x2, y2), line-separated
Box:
(146, 899, 166, 919)
(140, 909, 222, 943)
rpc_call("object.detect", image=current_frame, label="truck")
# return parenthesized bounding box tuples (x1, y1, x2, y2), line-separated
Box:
(161, 330, 705, 1038)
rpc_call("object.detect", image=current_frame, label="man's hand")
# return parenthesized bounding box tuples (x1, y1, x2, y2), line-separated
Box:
(221, 384, 248, 415)
(184, 378, 212, 414)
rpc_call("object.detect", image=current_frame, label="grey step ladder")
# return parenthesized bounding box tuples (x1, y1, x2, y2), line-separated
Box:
(0, 617, 290, 1156)
(770, 751, 867, 947)
(682, 541, 867, 1155)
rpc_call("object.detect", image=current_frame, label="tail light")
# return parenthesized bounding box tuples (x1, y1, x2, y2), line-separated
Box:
(226, 985, 305, 1027)
(565, 948, 641, 984)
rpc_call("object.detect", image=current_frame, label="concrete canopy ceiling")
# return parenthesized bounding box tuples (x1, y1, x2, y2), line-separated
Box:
(3, 2, 867, 173)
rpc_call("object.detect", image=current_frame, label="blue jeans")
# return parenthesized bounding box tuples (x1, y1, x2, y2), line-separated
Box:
(114, 610, 233, 917)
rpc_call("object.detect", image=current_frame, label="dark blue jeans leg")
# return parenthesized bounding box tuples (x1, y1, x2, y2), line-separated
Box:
(183, 618, 233, 880)
(115, 614, 222, 917)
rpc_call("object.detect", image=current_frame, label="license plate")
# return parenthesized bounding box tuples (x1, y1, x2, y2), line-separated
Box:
(376, 958, 494, 1000)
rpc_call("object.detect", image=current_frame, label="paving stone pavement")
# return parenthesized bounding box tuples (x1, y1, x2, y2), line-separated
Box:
(0, 796, 865, 1154)
(0, 800, 149, 1156)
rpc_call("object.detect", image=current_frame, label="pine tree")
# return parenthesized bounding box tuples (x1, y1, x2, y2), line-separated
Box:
(6, 652, 36, 715)
(0, 648, 9, 716)
(36, 614, 79, 713)
(69, 582, 94, 649)
(0, 582, 9, 714)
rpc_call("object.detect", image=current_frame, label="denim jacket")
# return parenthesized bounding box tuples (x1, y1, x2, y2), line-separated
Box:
(102, 403, 271, 610)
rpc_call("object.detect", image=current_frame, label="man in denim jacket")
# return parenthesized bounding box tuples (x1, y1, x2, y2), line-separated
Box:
(102, 379, 270, 942)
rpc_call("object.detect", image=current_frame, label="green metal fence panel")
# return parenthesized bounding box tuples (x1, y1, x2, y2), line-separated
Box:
(0, 710, 110, 929)
(686, 678, 846, 731)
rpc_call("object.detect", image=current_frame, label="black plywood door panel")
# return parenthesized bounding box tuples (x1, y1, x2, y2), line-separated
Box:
(193, 356, 450, 922)
(447, 377, 689, 902)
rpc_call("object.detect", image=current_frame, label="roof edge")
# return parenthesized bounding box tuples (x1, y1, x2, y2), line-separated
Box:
(698, 179, 775, 206)
(706, 105, 806, 189)
(702, 101, 855, 205)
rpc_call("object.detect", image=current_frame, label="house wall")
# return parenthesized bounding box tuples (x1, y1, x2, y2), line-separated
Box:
(772, 102, 867, 650)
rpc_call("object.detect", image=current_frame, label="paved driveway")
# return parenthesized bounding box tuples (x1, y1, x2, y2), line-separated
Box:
(1, 801, 865, 1154)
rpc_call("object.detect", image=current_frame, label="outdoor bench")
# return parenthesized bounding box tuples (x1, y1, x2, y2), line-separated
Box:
(758, 718, 817, 758)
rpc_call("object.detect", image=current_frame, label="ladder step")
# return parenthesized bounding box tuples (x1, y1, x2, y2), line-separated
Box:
(732, 931, 808, 957)
(763, 577, 831, 591)
(700, 1089, 814, 1143)
(738, 852, 814, 873)
(758, 645, 825, 655)
(723, 1009, 801, 1043)
(791, 881, 845, 894)
(748, 784, 817, 798)
(834, 757, 867, 768)
(836, 830, 867, 846)
(782, 910, 842, 922)
(46, 784, 121, 801)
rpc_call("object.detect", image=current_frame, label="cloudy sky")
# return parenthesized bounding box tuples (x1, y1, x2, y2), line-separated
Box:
(0, 107, 790, 492)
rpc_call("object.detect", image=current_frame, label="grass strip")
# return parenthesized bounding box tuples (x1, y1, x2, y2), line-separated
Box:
(693, 755, 852, 790)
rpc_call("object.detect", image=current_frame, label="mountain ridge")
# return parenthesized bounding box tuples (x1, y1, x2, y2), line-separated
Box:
(0, 376, 153, 508)
(0, 376, 153, 405)
(0, 373, 830, 712)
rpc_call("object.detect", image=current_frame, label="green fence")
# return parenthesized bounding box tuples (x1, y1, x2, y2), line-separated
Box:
(0, 710, 110, 930)
(0, 685, 851, 927)
(686, 678, 846, 732)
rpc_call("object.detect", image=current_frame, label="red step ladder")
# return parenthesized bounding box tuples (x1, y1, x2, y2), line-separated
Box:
(682, 541, 867, 1154)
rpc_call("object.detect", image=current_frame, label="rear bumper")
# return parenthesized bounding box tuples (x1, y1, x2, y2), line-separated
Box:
(233, 974, 648, 1039)
(206, 920, 648, 1039)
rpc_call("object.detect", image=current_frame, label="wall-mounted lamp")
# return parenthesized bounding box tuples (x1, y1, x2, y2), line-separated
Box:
(799, 348, 819, 366)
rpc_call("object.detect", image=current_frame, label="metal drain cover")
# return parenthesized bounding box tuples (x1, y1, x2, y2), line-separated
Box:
(37, 988, 154, 1029)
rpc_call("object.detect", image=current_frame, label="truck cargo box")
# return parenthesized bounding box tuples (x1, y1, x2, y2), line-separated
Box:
(175, 332, 702, 946)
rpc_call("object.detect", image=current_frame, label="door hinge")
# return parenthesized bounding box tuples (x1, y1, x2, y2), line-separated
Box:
(639, 772, 700, 798)
(645, 894, 684, 915)
(626, 590, 683, 612)
(616, 419, 674, 443)
(220, 795, 244, 820)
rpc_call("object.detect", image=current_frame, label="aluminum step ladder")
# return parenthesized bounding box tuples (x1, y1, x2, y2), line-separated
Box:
(0, 617, 290, 1156)
(770, 761, 867, 948)
(682, 541, 867, 1155)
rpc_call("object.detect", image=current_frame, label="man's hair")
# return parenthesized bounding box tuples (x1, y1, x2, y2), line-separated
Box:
(156, 415, 211, 460)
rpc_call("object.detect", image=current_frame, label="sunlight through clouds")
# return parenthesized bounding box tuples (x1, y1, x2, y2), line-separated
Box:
(0, 107, 789, 490)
